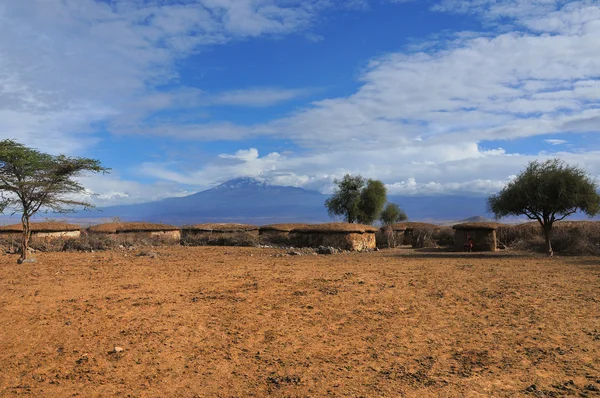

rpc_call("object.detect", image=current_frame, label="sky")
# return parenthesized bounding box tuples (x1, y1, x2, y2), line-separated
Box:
(0, 0, 599, 206)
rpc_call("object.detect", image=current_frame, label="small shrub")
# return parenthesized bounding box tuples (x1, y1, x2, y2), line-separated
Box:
(182, 232, 259, 247)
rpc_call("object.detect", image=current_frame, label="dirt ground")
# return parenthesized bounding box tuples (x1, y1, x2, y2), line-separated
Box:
(0, 246, 599, 397)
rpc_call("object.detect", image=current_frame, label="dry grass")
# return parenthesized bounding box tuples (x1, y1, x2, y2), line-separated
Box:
(452, 222, 503, 230)
(392, 222, 441, 231)
(183, 223, 259, 232)
(294, 223, 378, 234)
(0, 247, 598, 397)
(0, 222, 81, 232)
(259, 224, 310, 232)
(88, 222, 179, 233)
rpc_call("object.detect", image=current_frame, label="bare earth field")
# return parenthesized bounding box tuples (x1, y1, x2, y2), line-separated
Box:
(0, 246, 599, 397)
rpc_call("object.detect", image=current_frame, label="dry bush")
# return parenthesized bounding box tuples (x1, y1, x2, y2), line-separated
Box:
(497, 222, 600, 255)
(434, 227, 455, 247)
(496, 224, 539, 248)
(182, 231, 259, 247)
(376, 226, 397, 249)
(61, 234, 119, 251)
(412, 227, 437, 248)
(550, 224, 600, 255)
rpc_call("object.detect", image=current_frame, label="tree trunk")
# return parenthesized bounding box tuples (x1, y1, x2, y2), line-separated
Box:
(543, 225, 553, 257)
(19, 214, 30, 263)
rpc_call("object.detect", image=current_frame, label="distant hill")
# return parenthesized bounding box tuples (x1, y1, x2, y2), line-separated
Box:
(50, 177, 495, 226)
(71, 177, 331, 225)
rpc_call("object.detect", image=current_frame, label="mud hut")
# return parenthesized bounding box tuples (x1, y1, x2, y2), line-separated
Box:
(393, 222, 441, 246)
(87, 222, 181, 243)
(259, 224, 309, 246)
(181, 223, 259, 246)
(293, 223, 377, 251)
(0, 222, 81, 239)
(452, 222, 499, 252)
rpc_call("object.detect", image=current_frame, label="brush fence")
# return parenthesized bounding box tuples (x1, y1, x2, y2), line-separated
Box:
(393, 222, 441, 246)
(0, 222, 81, 240)
(452, 222, 498, 252)
(87, 222, 181, 242)
(181, 223, 259, 246)
(292, 223, 377, 251)
(376, 225, 406, 248)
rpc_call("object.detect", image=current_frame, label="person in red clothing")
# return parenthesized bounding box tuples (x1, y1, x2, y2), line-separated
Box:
(464, 234, 474, 252)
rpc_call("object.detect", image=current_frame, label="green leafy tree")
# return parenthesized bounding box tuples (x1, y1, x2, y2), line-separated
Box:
(325, 174, 387, 224)
(379, 202, 408, 225)
(0, 140, 109, 263)
(357, 179, 387, 224)
(325, 174, 365, 223)
(487, 158, 600, 256)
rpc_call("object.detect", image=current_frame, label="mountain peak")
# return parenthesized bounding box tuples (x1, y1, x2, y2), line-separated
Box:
(214, 177, 267, 190)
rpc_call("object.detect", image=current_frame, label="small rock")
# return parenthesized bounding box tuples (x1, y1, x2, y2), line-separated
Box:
(525, 385, 537, 393)
(585, 384, 600, 392)
(109, 346, 124, 354)
(136, 251, 157, 258)
(316, 246, 337, 255)
(288, 251, 302, 256)
(17, 258, 37, 264)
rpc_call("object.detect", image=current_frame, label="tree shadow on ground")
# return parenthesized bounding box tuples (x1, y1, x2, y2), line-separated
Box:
(384, 246, 541, 259)
(563, 259, 600, 266)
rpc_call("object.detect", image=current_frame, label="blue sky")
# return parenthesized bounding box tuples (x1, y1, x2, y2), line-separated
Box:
(0, 0, 599, 205)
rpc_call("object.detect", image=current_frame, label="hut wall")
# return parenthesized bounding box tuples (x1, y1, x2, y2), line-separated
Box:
(259, 230, 291, 246)
(288, 232, 312, 248)
(454, 229, 497, 252)
(148, 230, 181, 241)
(0, 231, 80, 239)
(35, 230, 81, 239)
(318, 232, 376, 251)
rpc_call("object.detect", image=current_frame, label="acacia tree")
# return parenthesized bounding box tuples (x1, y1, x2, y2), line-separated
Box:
(488, 158, 600, 256)
(380, 202, 408, 225)
(325, 174, 387, 224)
(0, 140, 109, 263)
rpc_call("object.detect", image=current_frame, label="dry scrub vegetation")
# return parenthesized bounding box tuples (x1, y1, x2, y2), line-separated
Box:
(1, 246, 599, 397)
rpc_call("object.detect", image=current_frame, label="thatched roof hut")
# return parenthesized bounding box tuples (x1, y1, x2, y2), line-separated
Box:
(88, 222, 179, 234)
(87, 222, 181, 242)
(181, 223, 259, 246)
(452, 222, 499, 252)
(183, 223, 259, 232)
(0, 222, 81, 239)
(292, 223, 378, 251)
(259, 224, 310, 246)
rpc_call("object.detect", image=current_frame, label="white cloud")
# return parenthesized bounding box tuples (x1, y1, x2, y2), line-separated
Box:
(219, 148, 260, 161)
(125, 2, 600, 152)
(211, 88, 310, 107)
(545, 139, 568, 145)
(0, 0, 327, 151)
